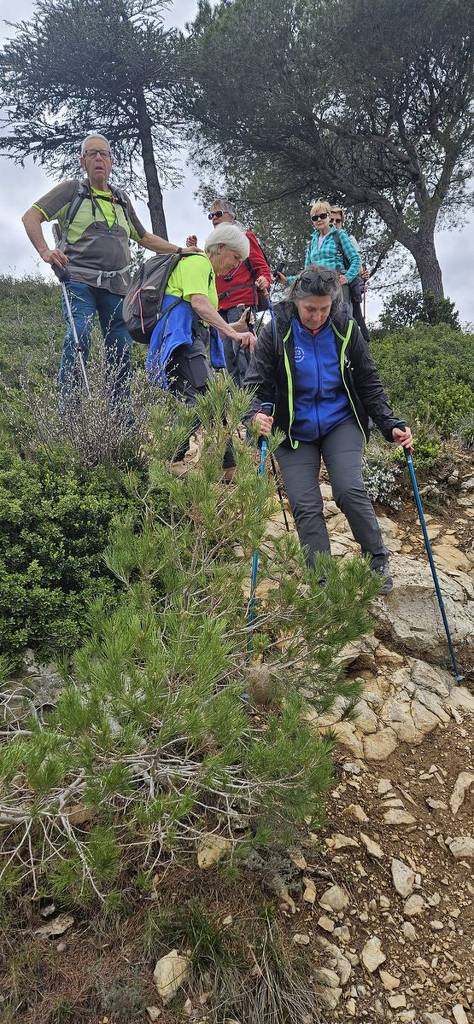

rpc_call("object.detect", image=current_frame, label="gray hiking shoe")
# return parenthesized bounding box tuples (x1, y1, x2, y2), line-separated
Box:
(371, 557, 394, 595)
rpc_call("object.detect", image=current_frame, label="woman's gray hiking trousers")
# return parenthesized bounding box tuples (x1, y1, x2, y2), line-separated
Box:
(275, 417, 387, 568)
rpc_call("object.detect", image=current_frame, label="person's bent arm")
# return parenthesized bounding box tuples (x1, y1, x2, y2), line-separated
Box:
(22, 207, 68, 268)
(139, 231, 199, 256)
(190, 293, 255, 350)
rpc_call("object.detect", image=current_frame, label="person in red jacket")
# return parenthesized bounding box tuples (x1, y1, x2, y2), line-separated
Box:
(186, 198, 271, 386)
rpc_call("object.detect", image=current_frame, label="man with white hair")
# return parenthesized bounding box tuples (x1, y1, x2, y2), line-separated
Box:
(187, 198, 271, 386)
(22, 132, 197, 401)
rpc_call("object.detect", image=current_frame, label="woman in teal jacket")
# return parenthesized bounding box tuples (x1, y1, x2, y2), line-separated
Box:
(278, 199, 361, 309)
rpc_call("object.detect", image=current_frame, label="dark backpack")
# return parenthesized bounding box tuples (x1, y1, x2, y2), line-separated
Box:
(333, 230, 363, 304)
(122, 252, 184, 344)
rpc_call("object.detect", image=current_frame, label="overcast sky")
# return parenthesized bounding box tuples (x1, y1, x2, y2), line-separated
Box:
(1, 0, 473, 325)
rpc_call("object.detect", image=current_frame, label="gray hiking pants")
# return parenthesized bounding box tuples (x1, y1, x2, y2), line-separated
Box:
(275, 418, 387, 568)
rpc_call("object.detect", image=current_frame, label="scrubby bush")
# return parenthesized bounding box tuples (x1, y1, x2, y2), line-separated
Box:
(0, 449, 141, 662)
(363, 445, 402, 510)
(0, 378, 380, 904)
(371, 322, 474, 467)
(379, 288, 460, 332)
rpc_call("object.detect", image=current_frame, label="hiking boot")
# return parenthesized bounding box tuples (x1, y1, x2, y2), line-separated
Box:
(371, 557, 393, 595)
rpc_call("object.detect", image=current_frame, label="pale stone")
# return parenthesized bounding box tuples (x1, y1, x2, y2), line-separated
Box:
(146, 1009, 162, 1022)
(372, 555, 474, 662)
(447, 686, 474, 715)
(404, 895, 425, 917)
(303, 878, 317, 904)
(391, 858, 415, 898)
(388, 993, 407, 1009)
(423, 1015, 451, 1024)
(363, 728, 398, 761)
(347, 997, 357, 1015)
(379, 970, 400, 990)
(35, 914, 75, 938)
(293, 932, 310, 945)
(452, 1005, 469, 1024)
(360, 833, 384, 858)
(153, 950, 191, 1005)
(381, 698, 421, 745)
(361, 936, 386, 973)
(413, 687, 451, 723)
(318, 915, 335, 932)
(450, 771, 474, 815)
(344, 803, 369, 823)
(384, 808, 416, 826)
(331, 719, 365, 758)
(353, 699, 379, 734)
(426, 798, 448, 810)
(289, 848, 307, 869)
(326, 833, 360, 850)
(447, 836, 474, 860)
(197, 834, 231, 869)
(319, 884, 349, 912)
(432, 542, 471, 572)
(411, 699, 442, 736)
(314, 985, 342, 1009)
(314, 967, 341, 988)
(402, 921, 416, 940)
(377, 778, 393, 795)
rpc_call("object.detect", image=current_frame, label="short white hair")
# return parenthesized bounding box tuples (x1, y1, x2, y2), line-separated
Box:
(204, 223, 250, 260)
(80, 133, 111, 156)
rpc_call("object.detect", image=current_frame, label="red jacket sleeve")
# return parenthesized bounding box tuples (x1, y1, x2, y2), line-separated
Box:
(246, 230, 271, 286)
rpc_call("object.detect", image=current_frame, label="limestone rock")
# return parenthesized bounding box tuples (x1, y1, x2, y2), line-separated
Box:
(153, 950, 191, 1004)
(449, 772, 474, 815)
(35, 913, 75, 938)
(361, 936, 386, 973)
(391, 858, 415, 898)
(293, 932, 310, 945)
(403, 895, 425, 917)
(360, 833, 384, 858)
(314, 985, 342, 1009)
(344, 803, 369, 823)
(377, 778, 393, 796)
(402, 921, 417, 940)
(326, 833, 359, 850)
(447, 835, 474, 860)
(314, 967, 341, 988)
(363, 728, 398, 761)
(303, 878, 317, 904)
(146, 1009, 162, 1022)
(432, 542, 471, 572)
(452, 1005, 469, 1024)
(379, 970, 400, 990)
(423, 1016, 451, 1024)
(373, 555, 474, 663)
(319, 884, 349, 913)
(388, 993, 407, 1009)
(331, 720, 365, 758)
(197, 834, 232, 869)
(318, 915, 335, 932)
(384, 808, 416, 826)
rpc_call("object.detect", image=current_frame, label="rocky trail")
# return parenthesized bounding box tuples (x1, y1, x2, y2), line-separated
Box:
(256, 470, 474, 1024)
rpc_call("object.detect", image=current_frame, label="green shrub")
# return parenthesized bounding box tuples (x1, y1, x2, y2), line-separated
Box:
(0, 378, 380, 903)
(0, 448, 141, 662)
(371, 323, 474, 444)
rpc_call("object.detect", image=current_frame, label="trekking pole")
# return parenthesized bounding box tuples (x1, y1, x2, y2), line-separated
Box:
(51, 225, 91, 397)
(269, 453, 291, 532)
(403, 446, 463, 684)
(247, 402, 273, 649)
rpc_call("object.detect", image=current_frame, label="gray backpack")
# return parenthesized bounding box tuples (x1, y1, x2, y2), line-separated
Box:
(122, 252, 184, 344)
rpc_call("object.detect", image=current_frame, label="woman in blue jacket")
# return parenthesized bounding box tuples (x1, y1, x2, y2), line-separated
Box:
(245, 266, 412, 593)
(278, 200, 361, 310)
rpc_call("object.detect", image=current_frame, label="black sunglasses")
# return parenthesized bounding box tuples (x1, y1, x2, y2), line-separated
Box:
(332, 217, 343, 225)
(299, 269, 337, 291)
(208, 210, 224, 220)
(311, 212, 329, 222)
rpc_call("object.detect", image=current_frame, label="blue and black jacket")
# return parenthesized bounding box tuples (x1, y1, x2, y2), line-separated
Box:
(244, 302, 404, 445)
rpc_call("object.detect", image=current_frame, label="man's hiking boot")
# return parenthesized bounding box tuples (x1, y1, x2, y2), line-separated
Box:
(371, 557, 394, 595)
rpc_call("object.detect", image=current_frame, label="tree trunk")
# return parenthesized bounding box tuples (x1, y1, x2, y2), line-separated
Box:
(135, 87, 168, 238)
(412, 236, 444, 301)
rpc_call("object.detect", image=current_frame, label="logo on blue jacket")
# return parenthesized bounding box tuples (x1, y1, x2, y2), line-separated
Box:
(294, 345, 304, 363)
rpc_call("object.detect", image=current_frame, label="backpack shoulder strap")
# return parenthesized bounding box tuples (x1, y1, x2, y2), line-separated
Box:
(58, 179, 90, 244)
(333, 229, 350, 271)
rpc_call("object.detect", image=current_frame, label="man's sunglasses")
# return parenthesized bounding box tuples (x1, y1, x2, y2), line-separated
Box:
(311, 212, 328, 222)
(208, 210, 224, 220)
(332, 217, 343, 225)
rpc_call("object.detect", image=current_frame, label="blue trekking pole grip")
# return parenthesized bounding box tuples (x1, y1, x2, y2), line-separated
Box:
(247, 402, 274, 646)
(402, 441, 463, 683)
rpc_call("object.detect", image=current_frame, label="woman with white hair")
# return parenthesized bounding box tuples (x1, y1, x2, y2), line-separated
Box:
(146, 222, 254, 397)
(146, 223, 254, 469)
